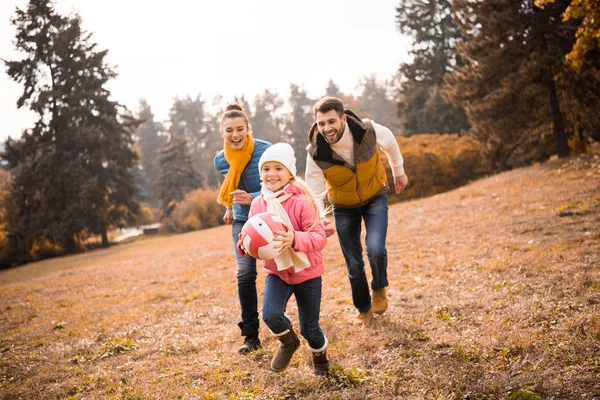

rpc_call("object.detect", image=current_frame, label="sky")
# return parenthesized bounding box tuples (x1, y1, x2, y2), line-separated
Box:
(0, 0, 410, 143)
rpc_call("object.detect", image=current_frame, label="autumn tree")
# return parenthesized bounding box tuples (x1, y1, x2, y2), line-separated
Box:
(536, 0, 600, 70)
(443, 0, 583, 170)
(3, 0, 139, 255)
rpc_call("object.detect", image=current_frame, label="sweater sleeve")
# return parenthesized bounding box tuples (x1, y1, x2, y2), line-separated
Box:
(304, 152, 328, 219)
(371, 120, 405, 177)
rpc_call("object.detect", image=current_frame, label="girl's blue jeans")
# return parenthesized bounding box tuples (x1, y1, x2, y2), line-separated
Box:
(262, 274, 326, 350)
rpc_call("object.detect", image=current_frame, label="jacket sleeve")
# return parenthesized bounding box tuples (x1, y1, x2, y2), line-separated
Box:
(371, 120, 405, 177)
(304, 152, 328, 219)
(292, 198, 327, 253)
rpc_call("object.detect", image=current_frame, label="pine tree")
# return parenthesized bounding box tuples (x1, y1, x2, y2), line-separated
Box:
(252, 89, 284, 145)
(396, 0, 470, 135)
(156, 133, 202, 217)
(356, 75, 402, 133)
(325, 80, 343, 98)
(285, 84, 314, 176)
(443, 0, 579, 170)
(3, 0, 139, 253)
(135, 99, 165, 204)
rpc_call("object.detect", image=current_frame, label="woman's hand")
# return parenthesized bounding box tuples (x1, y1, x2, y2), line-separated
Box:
(223, 207, 234, 224)
(230, 189, 253, 205)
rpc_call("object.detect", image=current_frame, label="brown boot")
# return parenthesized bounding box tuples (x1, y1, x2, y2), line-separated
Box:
(372, 287, 388, 314)
(311, 350, 329, 377)
(352, 309, 373, 325)
(271, 329, 300, 372)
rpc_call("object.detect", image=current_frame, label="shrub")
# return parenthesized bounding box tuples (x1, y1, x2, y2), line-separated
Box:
(385, 133, 490, 204)
(160, 187, 225, 234)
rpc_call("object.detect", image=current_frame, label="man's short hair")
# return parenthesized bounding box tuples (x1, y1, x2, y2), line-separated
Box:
(313, 97, 344, 118)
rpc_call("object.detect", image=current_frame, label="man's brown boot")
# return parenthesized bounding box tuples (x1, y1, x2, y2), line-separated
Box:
(372, 287, 388, 314)
(352, 309, 373, 325)
(271, 329, 300, 372)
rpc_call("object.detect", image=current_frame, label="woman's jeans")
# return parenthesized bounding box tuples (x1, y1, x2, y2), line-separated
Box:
(262, 274, 326, 350)
(232, 220, 259, 337)
(333, 192, 389, 313)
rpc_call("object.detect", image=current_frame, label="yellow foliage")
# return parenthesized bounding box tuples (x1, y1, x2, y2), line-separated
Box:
(536, 0, 600, 70)
(137, 205, 156, 226)
(160, 187, 224, 234)
(385, 133, 489, 204)
(30, 238, 63, 261)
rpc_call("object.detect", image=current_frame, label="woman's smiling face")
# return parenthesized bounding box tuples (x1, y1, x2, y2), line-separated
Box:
(221, 117, 250, 150)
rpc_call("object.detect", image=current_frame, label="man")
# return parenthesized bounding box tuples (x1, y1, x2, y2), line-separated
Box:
(305, 97, 408, 325)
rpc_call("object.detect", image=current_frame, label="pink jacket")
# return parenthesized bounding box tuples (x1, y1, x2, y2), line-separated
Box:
(248, 184, 327, 285)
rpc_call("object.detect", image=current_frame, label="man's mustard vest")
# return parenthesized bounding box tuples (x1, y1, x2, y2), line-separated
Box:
(307, 110, 388, 207)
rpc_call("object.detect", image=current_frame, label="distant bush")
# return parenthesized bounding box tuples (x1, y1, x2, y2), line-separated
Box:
(385, 133, 490, 204)
(159, 187, 225, 234)
(135, 205, 157, 226)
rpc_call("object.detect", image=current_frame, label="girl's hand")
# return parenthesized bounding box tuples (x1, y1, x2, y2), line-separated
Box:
(274, 225, 294, 251)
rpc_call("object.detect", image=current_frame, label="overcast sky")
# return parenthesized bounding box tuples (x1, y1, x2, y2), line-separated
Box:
(0, 0, 410, 142)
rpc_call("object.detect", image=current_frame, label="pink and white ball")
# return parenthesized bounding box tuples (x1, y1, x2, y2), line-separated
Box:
(240, 212, 287, 260)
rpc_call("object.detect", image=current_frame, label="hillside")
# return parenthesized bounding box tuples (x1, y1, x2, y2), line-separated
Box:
(1, 154, 599, 399)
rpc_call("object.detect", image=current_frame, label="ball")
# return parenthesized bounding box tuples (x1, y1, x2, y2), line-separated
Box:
(240, 212, 287, 260)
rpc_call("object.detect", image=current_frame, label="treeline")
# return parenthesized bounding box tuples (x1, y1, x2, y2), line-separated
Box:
(1, 0, 598, 266)
(395, 0, 599, 170)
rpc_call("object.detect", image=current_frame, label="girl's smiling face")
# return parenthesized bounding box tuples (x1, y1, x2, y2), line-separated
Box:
(221, 117, 250, 150)
(261, 161, 293, 192)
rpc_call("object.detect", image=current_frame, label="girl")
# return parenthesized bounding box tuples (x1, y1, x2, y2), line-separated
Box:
(214, 103, 271, 353)
(238, 142, 330, 376)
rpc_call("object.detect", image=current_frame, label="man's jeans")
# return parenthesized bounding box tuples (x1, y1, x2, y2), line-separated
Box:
(333, 192, 389, 313)
(232, 220, 259, 337)
(262, 274, 326, 350)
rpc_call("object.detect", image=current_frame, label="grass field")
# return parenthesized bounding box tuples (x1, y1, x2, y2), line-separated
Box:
(1, 154, 599, 399)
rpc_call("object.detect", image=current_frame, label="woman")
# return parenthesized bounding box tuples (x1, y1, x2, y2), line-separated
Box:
(214, 102, 271, 353)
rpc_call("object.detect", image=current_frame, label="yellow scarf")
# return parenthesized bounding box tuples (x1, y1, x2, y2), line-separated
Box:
(217, 135, 255, 207)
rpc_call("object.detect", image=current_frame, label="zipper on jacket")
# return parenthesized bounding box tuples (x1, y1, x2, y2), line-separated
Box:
(354, 171, 364, 206)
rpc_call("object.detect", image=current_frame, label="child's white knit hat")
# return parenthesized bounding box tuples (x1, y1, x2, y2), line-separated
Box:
(258, 143, 297, 177)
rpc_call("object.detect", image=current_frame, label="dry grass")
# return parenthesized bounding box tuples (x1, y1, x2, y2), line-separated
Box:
(1, 154, 599, 400)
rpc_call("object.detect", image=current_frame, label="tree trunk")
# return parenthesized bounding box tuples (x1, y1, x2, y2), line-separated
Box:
(101, 227, 109, 248)
(548, 77, 570, 158)
(64, 235, 78, 254)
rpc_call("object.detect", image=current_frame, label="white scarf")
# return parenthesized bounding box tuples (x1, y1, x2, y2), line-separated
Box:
(261, 185, 311, 273)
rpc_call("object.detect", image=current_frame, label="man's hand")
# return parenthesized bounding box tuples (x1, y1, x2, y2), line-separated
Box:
(230, 189, 253, 205)
(394, 174, 409, 193)
(322, 218, 336, 237)
(223, 207, 234, 225)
